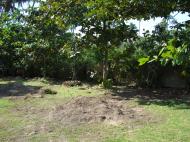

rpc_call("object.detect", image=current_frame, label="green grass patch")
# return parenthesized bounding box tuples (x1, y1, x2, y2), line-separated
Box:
(127, 104, 190, 142)
(0, 99, 14, 108)
(0, 78, 190, 142)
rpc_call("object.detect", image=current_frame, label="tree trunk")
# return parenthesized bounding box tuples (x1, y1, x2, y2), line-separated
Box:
(102, 48, 108, 81)
(102, 20, 109, 81)
(72, 56, 76, 80)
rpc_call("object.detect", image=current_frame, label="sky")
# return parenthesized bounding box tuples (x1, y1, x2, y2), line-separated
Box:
(128, 12, 190, 35)
(74, 12, 190, 36)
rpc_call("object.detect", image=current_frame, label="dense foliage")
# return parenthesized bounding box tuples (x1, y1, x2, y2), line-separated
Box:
(0, 0, 190, 87)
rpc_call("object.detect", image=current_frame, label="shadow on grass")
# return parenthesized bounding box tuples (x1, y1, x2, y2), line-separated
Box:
(30, 77, 63, 85)
(112, 87, 190, 109)
(0, 79, 42, 98)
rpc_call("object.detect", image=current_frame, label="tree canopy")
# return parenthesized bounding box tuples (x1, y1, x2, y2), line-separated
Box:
(0, 0, 189, 87)
(0, 0, 36, 11)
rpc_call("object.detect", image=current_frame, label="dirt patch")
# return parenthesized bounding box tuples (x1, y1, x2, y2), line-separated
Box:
(9, 90, 162, 141)
(52, 95, 155, 126)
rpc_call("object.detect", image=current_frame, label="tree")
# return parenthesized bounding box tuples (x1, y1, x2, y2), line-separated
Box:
(100, 0, 190, 19)
(0, 0, 39, 11)
(1, 0, 190, 87)
(41, 0, 138, 82)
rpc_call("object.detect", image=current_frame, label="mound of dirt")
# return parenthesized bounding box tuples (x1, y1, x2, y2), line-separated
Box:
(52, 95, 154, 126)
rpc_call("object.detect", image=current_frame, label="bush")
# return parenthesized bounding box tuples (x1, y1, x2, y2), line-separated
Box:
(40, 88, 57, 95)
(102, 79, 113, 89)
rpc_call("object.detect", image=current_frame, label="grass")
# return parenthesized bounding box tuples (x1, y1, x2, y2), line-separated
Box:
(0, 99, 14, 108)
(0, 77, 190, 142)
(126, 103, 190, 142)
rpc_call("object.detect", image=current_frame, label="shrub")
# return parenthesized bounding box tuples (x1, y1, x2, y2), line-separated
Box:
(40, 88, 57, 95)
(102, 79, 113, 89)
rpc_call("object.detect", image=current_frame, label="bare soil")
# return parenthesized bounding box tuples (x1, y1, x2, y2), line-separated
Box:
(51, 95, 155, 126)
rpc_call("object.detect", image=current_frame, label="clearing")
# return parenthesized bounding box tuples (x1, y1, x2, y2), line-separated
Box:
(0, 78, 190, 142)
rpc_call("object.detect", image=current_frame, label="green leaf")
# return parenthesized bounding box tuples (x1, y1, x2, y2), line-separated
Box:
(138, 57, 150, 66)
(158, 47, 165, 56)
(167, 45, 175, 53)
(161, 51, 173, 58)
(0, 40, 3, 46)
